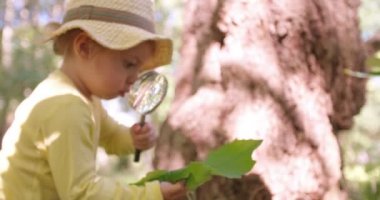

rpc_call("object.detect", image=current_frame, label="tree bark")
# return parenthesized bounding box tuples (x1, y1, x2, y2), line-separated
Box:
(154, 0, 366, 199)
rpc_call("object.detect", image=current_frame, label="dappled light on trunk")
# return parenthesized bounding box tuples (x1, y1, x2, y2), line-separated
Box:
(154, 0, 366, 199)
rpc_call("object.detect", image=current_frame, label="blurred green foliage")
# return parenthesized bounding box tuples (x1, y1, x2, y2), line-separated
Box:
(340, 76, 380, 199)
(0, 25, 57, 132)
(340, 0, 380, 199)
(367, 52, 380, 76)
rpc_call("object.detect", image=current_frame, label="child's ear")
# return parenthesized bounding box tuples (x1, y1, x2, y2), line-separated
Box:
(73, 32, 92, 59)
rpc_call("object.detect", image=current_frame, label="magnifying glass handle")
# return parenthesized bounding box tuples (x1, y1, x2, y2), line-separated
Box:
(134, 115, 146, 162)
(134, 150, 141, 162)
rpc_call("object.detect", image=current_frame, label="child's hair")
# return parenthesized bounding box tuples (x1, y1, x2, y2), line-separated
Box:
(52, 28, 83, 56)
(53, 28, 109, 57)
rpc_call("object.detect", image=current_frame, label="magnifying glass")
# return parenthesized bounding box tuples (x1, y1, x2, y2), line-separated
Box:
(127, 70, 168, 162)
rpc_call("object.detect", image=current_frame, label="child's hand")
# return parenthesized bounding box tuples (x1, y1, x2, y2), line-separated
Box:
(131, 123, 157, 150)
(160, 182, 187, 200)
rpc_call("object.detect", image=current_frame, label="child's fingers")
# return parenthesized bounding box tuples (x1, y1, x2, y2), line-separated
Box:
(160, 182, 187, 200)
(131, 122, 157, 150)
(131, 123, 151, 134)
(134, 134, 156, 148)
(133, 130, 156, 148)
(131, 123, 142, 133)
(140, 123, 151, 133)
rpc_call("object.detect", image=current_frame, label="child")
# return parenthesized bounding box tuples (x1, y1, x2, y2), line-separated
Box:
(0, 0, 186, 199)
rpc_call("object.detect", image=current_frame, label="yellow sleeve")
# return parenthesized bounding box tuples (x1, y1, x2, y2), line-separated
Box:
(98, 101, 135, 155)
(44, 97, 163, 200)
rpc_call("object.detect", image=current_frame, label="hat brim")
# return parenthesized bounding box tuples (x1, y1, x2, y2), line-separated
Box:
(46, 20, 173, 70)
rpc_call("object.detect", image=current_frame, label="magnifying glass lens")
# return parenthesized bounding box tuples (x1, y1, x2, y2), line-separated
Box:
(126, 71, 168, 162)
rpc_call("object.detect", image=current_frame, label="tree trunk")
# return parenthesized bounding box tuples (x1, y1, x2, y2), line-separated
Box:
(154, 0, 366, 199)
(2, 0, 13, 70)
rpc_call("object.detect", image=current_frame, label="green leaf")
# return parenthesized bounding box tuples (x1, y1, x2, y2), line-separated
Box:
(133, 170, 169, 186)
(133, 169, 190, 186)
(184, 162, 212, 190)
(133, 139, 262, 190)
(204, 140, 262, 178)
(133, 162, 212, 190)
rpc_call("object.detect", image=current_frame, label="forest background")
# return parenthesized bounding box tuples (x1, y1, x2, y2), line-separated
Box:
(0, 0, 380, 199)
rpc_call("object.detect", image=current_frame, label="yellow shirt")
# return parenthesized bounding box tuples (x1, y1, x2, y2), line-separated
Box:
(0, 69, 163, 200)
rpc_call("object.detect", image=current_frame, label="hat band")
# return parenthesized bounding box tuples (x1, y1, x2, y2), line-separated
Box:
(63, 5, 155, 33)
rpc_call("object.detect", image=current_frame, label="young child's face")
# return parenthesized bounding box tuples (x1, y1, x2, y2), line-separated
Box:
(83, 41, 154, 99)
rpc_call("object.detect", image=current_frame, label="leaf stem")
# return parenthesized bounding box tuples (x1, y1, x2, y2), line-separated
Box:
(186, 191, 196, 200)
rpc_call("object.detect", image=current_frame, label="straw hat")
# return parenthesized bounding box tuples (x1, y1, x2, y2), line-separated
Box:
(45, 0, 173, 70)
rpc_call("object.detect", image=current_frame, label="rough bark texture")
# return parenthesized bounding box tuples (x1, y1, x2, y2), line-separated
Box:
(154, 0, 366, 199)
